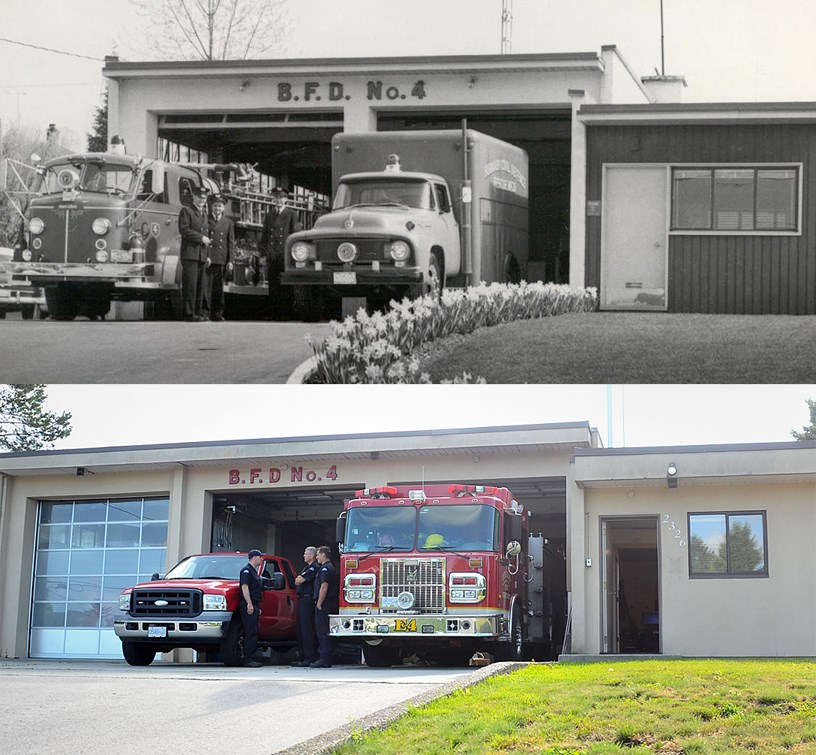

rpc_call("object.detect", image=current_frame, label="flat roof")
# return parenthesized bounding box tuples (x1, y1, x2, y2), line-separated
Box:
(579, 102, 816, 125)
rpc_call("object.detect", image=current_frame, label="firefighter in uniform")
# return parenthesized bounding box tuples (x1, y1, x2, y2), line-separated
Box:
(239, 549, 264, 668)
(178, 186, 212, 321)
(311, 545, 339, 668)
(260, 187, 300, 320)
(203, 195, 234, 321)
(292, 546, 320, 667)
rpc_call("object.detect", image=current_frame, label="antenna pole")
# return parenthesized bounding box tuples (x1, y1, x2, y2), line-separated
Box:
(501, 0, 513, 55)
(659, 0, 665, 75)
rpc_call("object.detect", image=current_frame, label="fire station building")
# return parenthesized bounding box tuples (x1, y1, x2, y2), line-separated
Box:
(1, 423, 814, 661)
(102, 47, 816, 314)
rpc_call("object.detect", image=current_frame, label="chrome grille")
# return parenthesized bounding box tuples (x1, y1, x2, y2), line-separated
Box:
(380, 558, 445, 614)
(130, 589, 202, 617)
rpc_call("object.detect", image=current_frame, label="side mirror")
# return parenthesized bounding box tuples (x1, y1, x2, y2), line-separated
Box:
(151, 164, 165, 195)
(264, 572, 285, 590)
(335, 513, 347, 545)
(506, 540, 522, 557)
(505, 512, 523, 544)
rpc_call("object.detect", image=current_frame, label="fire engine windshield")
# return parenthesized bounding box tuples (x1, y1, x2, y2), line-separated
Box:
(164, 554, 250, 580)
(344, 504, 500, 552)
(345, 506, 415, 552)
(333, 179, 432, 210)
(38, 159, 137, 195)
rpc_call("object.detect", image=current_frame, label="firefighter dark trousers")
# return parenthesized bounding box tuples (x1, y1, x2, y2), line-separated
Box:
(239, 602, 259, 660)
(314, 604, 334, 663)
(296, 596, 318, 663)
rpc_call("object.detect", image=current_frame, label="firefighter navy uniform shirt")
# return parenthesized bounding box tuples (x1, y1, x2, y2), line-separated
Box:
(314, 560, 339, 609)
(240, 562, 263, 604)
(298, 560, 320, 600)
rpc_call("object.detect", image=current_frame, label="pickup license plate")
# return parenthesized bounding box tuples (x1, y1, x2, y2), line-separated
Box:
(147, 626, 167, 638)
(111, 250, 134, 263)
(333, 271, 356, 285)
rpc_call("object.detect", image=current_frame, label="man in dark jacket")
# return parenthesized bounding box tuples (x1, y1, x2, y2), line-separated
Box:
(259, 187, 300, 320)
(203, 195, 234, 321)
(178, 186, 212, 321)
(311, 545, 339, 668)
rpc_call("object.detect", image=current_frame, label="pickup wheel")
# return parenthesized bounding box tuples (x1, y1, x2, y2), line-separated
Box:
(221, 619, 245, 666)
(122, 641, 157, 666)
(362, 641, 400, 668)
(411, 251, 444, 301)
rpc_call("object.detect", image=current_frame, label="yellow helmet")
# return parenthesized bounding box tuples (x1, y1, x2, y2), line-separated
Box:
(423, 533, 445, 548)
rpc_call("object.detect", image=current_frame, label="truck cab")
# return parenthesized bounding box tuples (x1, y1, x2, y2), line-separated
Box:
(284, 158, 459, 315)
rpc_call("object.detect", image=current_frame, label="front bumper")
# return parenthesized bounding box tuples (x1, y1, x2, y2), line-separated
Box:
(282, 267, 423, 288)
(329, 613, 502, 639)
(113, 610, 233, 642)
(0, 261, 159, 286)
(0, 286, 45, 310)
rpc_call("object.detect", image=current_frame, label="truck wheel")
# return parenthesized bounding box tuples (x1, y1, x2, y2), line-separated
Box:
(504, 254, 522, 284)
(122, 641, 157, 666)
(496, 609, 524, 662)
(45, 285, 80, 321)
(0, 310, 6, 320)
(292, 286, 324, 322)
(411, 252, 444, 300)
(21, 305, 34, 320)
(362, 641, 399, 668)
(221, 619, 245, 666)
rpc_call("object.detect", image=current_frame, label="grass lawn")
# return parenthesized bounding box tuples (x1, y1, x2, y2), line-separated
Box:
(416, 313, 816, 383)
(335, 659, 816, 754)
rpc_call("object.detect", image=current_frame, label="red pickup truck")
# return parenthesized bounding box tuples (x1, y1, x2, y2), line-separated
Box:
(113, 552, 298, 666)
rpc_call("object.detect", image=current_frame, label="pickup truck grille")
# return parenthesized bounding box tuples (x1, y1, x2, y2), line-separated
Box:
(315, 238, 388, 263)
(380, 558, 445, 614)
(130, 589, 202, 617)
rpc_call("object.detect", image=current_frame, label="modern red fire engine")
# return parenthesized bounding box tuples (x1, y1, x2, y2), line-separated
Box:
(330, 483, 559, 667)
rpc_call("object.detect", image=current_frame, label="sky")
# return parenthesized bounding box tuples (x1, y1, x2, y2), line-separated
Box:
(3, 0, 816, 149)
(40, 384, 816, 451)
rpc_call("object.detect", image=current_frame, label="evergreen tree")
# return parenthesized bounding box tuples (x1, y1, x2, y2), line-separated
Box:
(87, 89, 108, 152)
(791, 399, 816, 440)
(0, 385, 72, 451)
(724, 520, 764, 572)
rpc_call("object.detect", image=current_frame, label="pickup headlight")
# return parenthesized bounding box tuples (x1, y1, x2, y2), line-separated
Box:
(119, 593, 131, 611)
(448, 573, 486, 603)
(389, 240, 410, 262)
(28, 217, 45, 235)
(344, 573, 376, 603)
(290, 241, 314, 262)
(203, 594, 227, 611)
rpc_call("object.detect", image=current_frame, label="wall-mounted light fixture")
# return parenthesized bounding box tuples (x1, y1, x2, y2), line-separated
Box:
(76, 467, 94, 476)
(666, 462, 678, 489)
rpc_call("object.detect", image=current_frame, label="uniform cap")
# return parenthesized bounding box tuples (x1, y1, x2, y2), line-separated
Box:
(193, 186, 209, 197)
(247, 549, 263, 559)
(211, 194, 226, 205)
(271, 187, 287, 196)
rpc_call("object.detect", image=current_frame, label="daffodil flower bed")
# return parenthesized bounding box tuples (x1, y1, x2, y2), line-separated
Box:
(306, 281, 598, 384)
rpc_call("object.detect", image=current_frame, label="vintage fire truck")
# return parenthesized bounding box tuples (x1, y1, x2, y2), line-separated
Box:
(113, 551, 299, 666)
(330, 483, 559, 667)
(0, 138, 325, 320)
(282, 128, 529, 317)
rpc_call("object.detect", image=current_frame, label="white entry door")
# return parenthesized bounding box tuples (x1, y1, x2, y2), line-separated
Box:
(601, 165, 668, 310)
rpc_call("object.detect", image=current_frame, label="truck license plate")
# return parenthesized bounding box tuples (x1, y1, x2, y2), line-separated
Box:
(147, 626, 167, 638)
(333, 271, 356, 285)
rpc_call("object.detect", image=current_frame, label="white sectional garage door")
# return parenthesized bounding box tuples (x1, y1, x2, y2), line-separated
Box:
(31, 498, 169, 659)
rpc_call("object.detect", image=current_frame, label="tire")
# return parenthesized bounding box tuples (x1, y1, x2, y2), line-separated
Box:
(292, 286, 324, 322)
(45, 285, 79, 321)
(495, 609, 524, 662)
(122, 641, 157, 666)
(411, 251, 444, 300)
(21, 305, 34, 320)
(221, 619, 245, 667)
(362, 642, 400, 668)
(0, 310, 6, 320)
(504, 254, 522, 284)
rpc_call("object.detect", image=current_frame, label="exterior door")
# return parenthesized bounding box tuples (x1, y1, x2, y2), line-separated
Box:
(601, 165, 668, 310)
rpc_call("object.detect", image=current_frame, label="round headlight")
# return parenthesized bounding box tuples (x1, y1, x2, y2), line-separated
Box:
(95, 249, 109, 262)
(22, 249, 32, 261)
(291, 242, 312, 262)
(92, 217, 111, 235)
(396, 591, 415, 610)
(28, 217, 45, 235)
(32, 238, 42, 250)
(389, 240, 410, 262)
(337, 242, 358, 263)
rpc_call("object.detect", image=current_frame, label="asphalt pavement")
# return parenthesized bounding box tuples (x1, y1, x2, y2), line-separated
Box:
(0, 658, 485, 754)
(0, 319, 332, 383)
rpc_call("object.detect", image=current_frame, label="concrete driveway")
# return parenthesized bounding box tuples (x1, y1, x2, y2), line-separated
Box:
(0, 658, 480, 754)
(0, 320, 332, 383)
